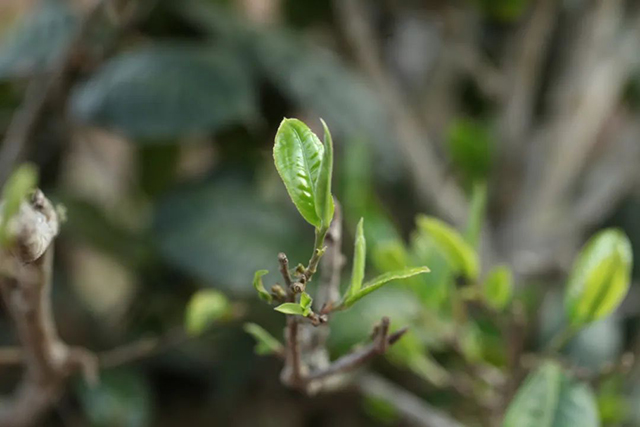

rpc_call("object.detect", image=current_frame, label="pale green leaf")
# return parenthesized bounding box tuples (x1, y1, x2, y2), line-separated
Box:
(273, 118, 324, 227)
(565, 229, 632, 327)
(0, 164, 38, 247)
(252, 269, 272, 303)
(345, 217, 366, 300)
(503, 362, 600, 427)
(416, 215, 478, 279)
(465, 182, 487, 247)
(274, 302, 305, 316)
(341, 267, 430, 309)
(243, 322, 284, 355)
(300, 292, 313, 316)
(184, 289, 230, 336)
(315, 119, 334, 229)
(484, 265, 513, 311)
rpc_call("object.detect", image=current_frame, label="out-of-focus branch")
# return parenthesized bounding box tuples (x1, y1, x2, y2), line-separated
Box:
(357, 373, 468, 427)
(571, 116, 640, 232)
(524, 2, 640, 218)
(499, 0, 558, 157)
(0, 191, 96, 427)
(305, 322, 405, 382)
(334, 0, 468, 226)
(316, 202, 343, 311)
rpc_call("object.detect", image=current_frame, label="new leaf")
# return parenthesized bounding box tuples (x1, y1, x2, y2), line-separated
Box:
(565, 229, 632, 327)
(341, 267, 430, 309)
(273, 118, 324, 228)
(416, 215, 478, 280)
(252, 270, 272, 303)
(345, 217, 366, 300)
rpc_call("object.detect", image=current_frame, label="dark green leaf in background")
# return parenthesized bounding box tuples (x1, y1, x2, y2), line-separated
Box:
(71, 45, 257, 138)
(154, 176, 308, 293)
(503, 362, 600, 427)
(77, 369, 152, 427)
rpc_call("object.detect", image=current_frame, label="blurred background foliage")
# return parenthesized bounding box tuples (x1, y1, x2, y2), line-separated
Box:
(2, 0, 640, 426)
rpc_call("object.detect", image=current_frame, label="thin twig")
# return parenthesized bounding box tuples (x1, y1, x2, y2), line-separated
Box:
(305, 323, 404, 382)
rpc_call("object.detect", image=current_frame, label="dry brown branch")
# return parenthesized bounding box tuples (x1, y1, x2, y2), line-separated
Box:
(334, 0, 468, 226)
(0, 191, 96, 427)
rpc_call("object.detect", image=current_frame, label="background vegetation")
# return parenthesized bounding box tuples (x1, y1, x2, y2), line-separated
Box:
(2, 0, 640, 426)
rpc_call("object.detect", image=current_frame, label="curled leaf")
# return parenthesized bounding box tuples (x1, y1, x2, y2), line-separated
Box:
(252, 269, 272, 303)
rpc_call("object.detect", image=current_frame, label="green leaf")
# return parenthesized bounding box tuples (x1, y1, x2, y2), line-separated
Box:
(465, 182, 487, 247)
(0, 164, 38, 247)
(184, 289, 230, 336)
(315, 118, 334, 229)
(274, 302, 306, 316)
(345, 218, 366, 300)
(341, 267, 430, 309)
(416, 215, 479, 279)
(565, 229, 632, 327)
(77, 369, 152, 427)
(503, 362, 600, 427)
(484, 265, 513, 311)
(0, 1, 77, 79)
(300, 292, 313, 316)
(446, 118, 493, 183)
(70, 45, 256, 138)
(252, 270, 272, 303)
(273, 118, 324, 227)
(243, 323, 284, 355)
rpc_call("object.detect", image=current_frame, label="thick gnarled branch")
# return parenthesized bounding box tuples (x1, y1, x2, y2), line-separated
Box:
(0, 191, 96, 427)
